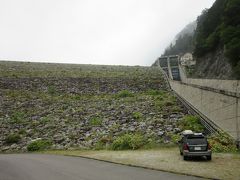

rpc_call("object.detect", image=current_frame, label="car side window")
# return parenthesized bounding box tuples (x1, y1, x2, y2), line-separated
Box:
(183, 137, 187, 143)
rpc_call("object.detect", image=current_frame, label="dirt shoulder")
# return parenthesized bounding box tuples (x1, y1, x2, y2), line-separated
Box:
(43, 147, 240, 180)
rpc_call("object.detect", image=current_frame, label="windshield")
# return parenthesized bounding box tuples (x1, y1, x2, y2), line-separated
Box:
(187, 137, 207, 145)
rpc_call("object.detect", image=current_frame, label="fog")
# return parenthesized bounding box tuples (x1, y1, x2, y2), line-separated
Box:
(0, 0, 215, 66)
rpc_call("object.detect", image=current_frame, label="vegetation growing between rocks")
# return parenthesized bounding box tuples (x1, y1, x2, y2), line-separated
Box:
(89, 117, 103, 126)
(111, 133, 146, 150)
(27, 139, 52, 151)
(0, 61, 187, 152)
(209, 131, 238, 153)
(0, 62, 237, 153)
(178, 115, 204, 132)
(132, 112, 143, 120)
(5, 134, 21, 144)
(115, 90, 134, 98)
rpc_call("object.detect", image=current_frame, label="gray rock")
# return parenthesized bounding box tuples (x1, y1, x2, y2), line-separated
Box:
(2, 146, 10, 151)
(174, 128, 181, 133)
(10, 143, 18, 149)
(157, 131, 164, 136)
(148, 125, 154, 130)
(128, 126, 135, 132)
(166, 126, 173, 132)
(53, 144, 64, 150)
(53, 135, 64, 143)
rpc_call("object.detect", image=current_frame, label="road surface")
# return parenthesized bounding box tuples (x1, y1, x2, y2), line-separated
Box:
(0, 154, 202, 180)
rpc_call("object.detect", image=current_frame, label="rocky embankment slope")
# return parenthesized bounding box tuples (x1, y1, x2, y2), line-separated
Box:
(0, 61, 187, 152)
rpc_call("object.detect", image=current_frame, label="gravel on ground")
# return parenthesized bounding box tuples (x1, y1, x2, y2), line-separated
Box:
(43, 147, 240, 180)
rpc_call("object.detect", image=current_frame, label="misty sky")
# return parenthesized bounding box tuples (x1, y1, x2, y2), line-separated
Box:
(0, 0, 215, 66)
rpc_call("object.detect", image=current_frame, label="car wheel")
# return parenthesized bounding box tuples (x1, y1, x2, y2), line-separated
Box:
(206, 155, 212, 161)
(183, 156, 188, 160)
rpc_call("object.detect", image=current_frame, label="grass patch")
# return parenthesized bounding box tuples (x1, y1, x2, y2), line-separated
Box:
(112, 133, 146, 150)
(154, 93, 177, 111)
(132, 112, 143, 120)
(5, 133, 21, 144)
(47, 85, 57, 95)
(178, 115, 204, 132)
(89, 117, 103, 126)
(146, 89, 167, 96)
(94, 142, 105, 150)
(209, 131, 238, 153)
(168, 133, 181, 144)
(115, 90, 134, 98)
(10, 111, 26, 124)
(27, 139, 52, 151)
(18, 129, 27, 135)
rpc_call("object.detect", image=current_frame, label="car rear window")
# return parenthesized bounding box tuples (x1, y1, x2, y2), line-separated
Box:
(186, 137, 207, 145)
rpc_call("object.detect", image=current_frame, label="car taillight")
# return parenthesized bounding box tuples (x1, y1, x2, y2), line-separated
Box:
(208, 143, 211, 150)
(183, 144, 189, 150)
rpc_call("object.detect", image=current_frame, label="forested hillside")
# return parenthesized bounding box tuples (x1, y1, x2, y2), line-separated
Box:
(162, 0, 240, 79)
(163, 21, 196, 56)
(194, 0, 240, 78)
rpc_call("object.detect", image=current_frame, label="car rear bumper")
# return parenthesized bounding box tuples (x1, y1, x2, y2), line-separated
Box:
(183, 150, 212, 157)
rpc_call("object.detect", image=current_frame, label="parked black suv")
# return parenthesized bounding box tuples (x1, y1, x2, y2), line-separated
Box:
(178, 130, 212, 160)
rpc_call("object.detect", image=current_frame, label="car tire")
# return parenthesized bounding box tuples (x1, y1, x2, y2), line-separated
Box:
(183, 156, 188, 160)
(206, 155, 212, 161)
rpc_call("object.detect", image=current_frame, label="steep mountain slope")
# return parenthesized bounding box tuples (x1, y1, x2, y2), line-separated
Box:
(193, 0, 240, 79)
(163, 21, 196, 56)
(162, 0, 240, 79)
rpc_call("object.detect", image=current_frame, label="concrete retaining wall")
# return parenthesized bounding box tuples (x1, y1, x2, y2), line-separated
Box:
(183, 79, 240, 96)
(170, 80, 240, 142)
(157, 57, 240, 143)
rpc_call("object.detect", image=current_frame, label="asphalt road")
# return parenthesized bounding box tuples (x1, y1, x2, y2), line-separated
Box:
(0, 154, 203, 180)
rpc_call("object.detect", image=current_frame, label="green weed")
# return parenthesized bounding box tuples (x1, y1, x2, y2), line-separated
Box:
(146, 90, 167, 96)
(208, 131, 238, 153)
(112, 133, 146, 150)
(132, 112, 143, 120)
(5, 133, 21, 144)
(178, 115, 204, 132)
(89, 117, 102, 126)
(10, 111, 26, 124)
(116, 90, 134, 98)
(27, 139, 52, 151)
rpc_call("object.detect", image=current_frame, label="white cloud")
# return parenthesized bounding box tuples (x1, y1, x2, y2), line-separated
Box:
(0, 0, 215, 66)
